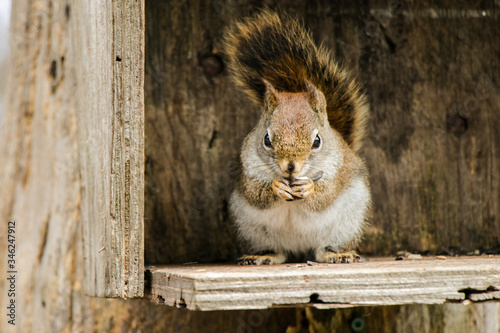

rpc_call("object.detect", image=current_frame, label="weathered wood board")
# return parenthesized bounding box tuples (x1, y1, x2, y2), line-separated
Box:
(0, 0, 499, 332)
(146, 257, 500, 311)
(144, 0, 500, 266)
(74, 0, 145, 298)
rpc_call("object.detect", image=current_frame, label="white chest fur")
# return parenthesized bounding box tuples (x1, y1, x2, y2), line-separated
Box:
(230, 177, 370, 254)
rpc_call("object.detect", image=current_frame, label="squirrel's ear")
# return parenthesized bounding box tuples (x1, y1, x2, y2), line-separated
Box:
(305, 80, 326, 113)
(263, 79, 279, 111)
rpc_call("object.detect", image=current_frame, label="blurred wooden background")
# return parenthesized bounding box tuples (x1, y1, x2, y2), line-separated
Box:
(144, 0, 499, 264)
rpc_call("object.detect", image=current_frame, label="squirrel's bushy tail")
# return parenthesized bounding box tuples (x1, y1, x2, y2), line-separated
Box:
(224, 9, 368, 152)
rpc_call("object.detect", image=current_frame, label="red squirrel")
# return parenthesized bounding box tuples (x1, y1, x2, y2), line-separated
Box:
(225, 10, 370, 265)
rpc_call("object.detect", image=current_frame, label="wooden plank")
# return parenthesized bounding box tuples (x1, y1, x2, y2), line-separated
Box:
(75, 0, 145, 298)
(146, 257, 500, 311)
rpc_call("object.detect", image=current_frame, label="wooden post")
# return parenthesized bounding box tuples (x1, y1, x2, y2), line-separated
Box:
(74, 0, 145, 298)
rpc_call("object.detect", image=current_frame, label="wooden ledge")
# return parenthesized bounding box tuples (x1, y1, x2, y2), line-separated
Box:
(145, 256, 500, 311)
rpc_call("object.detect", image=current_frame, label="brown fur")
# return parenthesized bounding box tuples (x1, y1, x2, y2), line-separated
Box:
(238, 173, 279, 209)
(269, 92, 316, 161)
(224, 9, 369, 152)
(303, 139, 368, 212)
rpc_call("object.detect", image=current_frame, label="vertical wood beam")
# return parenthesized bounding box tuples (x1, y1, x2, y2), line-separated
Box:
(75, 0, 145, 298)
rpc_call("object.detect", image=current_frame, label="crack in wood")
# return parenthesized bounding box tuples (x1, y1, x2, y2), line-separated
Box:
(309, 293, 324, 304)
(459, 286, 500, 302)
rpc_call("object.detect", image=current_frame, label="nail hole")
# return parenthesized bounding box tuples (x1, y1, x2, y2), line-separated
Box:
(351, 317, 365, 332)
(446, 114, 468, 136)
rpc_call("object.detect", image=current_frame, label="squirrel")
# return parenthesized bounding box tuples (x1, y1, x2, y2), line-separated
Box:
(224, 10, 370, 265)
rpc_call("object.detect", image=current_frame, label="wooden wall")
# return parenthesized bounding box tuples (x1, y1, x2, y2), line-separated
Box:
(359, 0, 500, 255)
(144, 0, 244, 263)
(144, 0, 499, 264)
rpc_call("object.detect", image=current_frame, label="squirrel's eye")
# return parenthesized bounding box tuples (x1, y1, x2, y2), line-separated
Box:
(264, 133, 272, 148)
(312, 134, 321, 149)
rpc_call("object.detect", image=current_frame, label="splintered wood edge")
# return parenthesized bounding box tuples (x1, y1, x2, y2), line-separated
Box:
(144, 256, 500, 311)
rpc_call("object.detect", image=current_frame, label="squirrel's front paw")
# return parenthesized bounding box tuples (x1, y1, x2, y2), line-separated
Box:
(238, 253, 286, 265)
(290, 177, 314, 199)
(272, 177, 294, 201)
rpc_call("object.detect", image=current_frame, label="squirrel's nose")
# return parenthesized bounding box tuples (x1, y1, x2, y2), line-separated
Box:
(287, 162, 295, 173)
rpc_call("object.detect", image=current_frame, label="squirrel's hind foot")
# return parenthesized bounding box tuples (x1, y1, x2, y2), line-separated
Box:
(316, 248, 360, 264)
(238, 253, 286, 265)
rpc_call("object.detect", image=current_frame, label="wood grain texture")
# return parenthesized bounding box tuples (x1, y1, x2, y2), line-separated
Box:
(358, 0, 500, 255)
(144, 0, 246, 264)
(74, 0, 145, 298)
(146, 257, 500, 311)
(0, 1, 85, 331)
(0, 0, 499, 332)
(144, 0, 500, 266)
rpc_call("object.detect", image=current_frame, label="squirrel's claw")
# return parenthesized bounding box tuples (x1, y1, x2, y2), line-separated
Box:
(273, 176, 315, 201)
(291, 178, 315, 199)
(238, 253, 286, 265)
(272, 177, 294, 200)
(315, 249, 361, 264)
